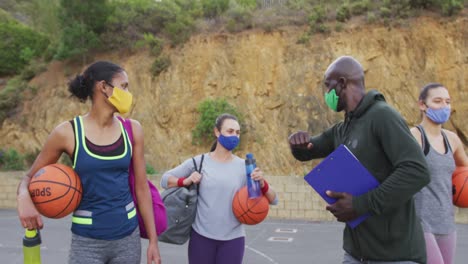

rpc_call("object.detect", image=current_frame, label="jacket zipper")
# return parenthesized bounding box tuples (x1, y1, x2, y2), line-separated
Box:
(352, 228, 365, 262)
(344, 114, 365, 261)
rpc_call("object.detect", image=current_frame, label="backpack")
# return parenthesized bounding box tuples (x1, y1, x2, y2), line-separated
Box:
(158, 154, 204, 245)
(117, 116, 168, 238)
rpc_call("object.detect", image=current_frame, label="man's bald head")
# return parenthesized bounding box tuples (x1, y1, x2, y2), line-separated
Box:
(324, 56, 364, 83)
(322, 56, 366, 113)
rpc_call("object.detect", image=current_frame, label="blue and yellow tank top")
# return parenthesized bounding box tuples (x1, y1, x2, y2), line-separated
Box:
(71, 116, 137, 240)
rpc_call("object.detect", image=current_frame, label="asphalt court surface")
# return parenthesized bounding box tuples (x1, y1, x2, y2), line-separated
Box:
(2, 209, 468, 264)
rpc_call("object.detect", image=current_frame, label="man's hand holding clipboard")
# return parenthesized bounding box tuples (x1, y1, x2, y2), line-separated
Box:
(325, 191, 358, 222)
(290, 131, 379, 228)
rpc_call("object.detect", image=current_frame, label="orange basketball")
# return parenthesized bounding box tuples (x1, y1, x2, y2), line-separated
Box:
(453, 166, 468, 208)
(452, 166, 468, 179)
(232, 186, 269, 225)
(28, 163, 82, 218)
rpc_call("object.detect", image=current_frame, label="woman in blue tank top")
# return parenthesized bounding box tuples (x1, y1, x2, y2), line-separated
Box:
(17, 61, 162, 264)
(410, 83, 468, 264)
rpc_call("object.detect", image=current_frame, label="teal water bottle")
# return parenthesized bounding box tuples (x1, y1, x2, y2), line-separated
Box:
(23, 229, 41, 264)
(246, 153, 261, 199)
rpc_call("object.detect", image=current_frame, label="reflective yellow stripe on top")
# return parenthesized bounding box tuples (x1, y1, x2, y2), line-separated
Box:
(72, 217, 92, 225)
(127, 208, 136, 219)
(78, 116, 129, 161)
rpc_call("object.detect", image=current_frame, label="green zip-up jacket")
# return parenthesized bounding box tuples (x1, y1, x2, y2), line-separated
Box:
(292, 90, 430, 263)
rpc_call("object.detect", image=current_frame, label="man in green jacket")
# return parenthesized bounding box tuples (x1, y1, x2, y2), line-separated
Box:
(289, 56, 430, 263)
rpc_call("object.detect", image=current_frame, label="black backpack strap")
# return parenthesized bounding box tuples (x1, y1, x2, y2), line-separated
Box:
(191, 154, 204, 193)
(416, 125, 430, 156)
(199, 154, 204, 172)
(191, 154, 205, 173)
(441, 130, 453, 154)
(191, 157, 198, 172)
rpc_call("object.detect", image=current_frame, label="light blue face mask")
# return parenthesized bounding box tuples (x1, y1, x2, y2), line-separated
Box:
(425, 106, 451, 124)
(218, 134, 240, 151)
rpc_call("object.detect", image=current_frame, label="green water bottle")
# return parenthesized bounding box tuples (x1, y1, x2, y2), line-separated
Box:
(23, 229, 41, 264)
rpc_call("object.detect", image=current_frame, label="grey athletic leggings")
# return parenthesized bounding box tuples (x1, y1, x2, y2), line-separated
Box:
(68, 228, 141, 264)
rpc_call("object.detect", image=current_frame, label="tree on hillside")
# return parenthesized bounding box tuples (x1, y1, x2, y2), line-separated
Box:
(55, 0, 111, 64)
(23, 0, 61, 43)
(201, 0, 230, 18)
(0, 15, 49, 75)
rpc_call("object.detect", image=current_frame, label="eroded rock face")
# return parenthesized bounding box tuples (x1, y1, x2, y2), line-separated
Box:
(1, 16, 466, 175)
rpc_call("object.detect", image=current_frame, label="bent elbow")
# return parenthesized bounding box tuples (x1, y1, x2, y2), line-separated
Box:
(160, 174, 169, 189)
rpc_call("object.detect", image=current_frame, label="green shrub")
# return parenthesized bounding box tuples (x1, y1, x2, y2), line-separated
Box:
(24, 149, 40, 167)
(54, 0, 110, 60)
(146, 164, 157, 175)
(151, 56, 171, 77)
(236, 0, 257, 10)
(164, 16, 195, 46)
(20, 60, 48, 81)
(409, 0, 434, 8)
(308, 6, 326, 24)
(382, 0, 411, 18)
(335, 22, 344, 32)
(262, 23, 274, 33)
(0, 8, 14, 24)
(0, 148, 25, 171)
(103, 0, 201, 49)
(315, 23, 331, 34)
(336, 4, 351, 22)
(308, 5, 329, 34)
(225, 4, 253, 33)
(380, 7, 392, 18)
(136, 33, 164, 56)
(0, 21, 49, 75)
(296, 33, 311, 45)
(0, 77, 30, 124)
(350, 0, 370, 16)
(54, 22, 100, 61)
(366, 11, 377, 23)
(440, 0, 463, 16)
(286, 0, 311, 11)
(192, 98, 243, 145)
(201, 0, 229, 18)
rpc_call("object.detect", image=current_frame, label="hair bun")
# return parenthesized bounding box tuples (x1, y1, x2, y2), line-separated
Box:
(68, 74, 89, 102)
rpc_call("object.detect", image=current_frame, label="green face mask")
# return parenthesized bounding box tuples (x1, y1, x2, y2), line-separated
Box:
(324, 88, 339, 112)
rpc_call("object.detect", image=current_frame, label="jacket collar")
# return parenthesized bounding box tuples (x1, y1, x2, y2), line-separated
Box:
(345, 89, 385, 120)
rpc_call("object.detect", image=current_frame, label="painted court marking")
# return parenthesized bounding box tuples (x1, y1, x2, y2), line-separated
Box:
(245, 245, 279, 264)
(275, 228, 297, 233)
(267, 237, 294, 242)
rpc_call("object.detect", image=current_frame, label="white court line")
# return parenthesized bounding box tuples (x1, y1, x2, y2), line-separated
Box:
(258, 221, 339, 226)
(275, 228, 297, 233)
(245, 245, 279, 264)
(267, 237, 293, 242)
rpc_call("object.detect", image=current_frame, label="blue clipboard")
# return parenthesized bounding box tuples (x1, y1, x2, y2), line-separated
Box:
(304, 144, 379, 228)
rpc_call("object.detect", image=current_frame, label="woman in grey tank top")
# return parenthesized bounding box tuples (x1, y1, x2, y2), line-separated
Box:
(161, 113, 278, 264)
(410, 83, 468, 264)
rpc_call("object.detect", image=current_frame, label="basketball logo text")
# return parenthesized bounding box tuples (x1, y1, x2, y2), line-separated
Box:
(30, 187, 52, 197)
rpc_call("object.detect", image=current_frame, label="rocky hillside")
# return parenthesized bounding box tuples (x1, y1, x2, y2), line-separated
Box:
(0, 15, 466, 175)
